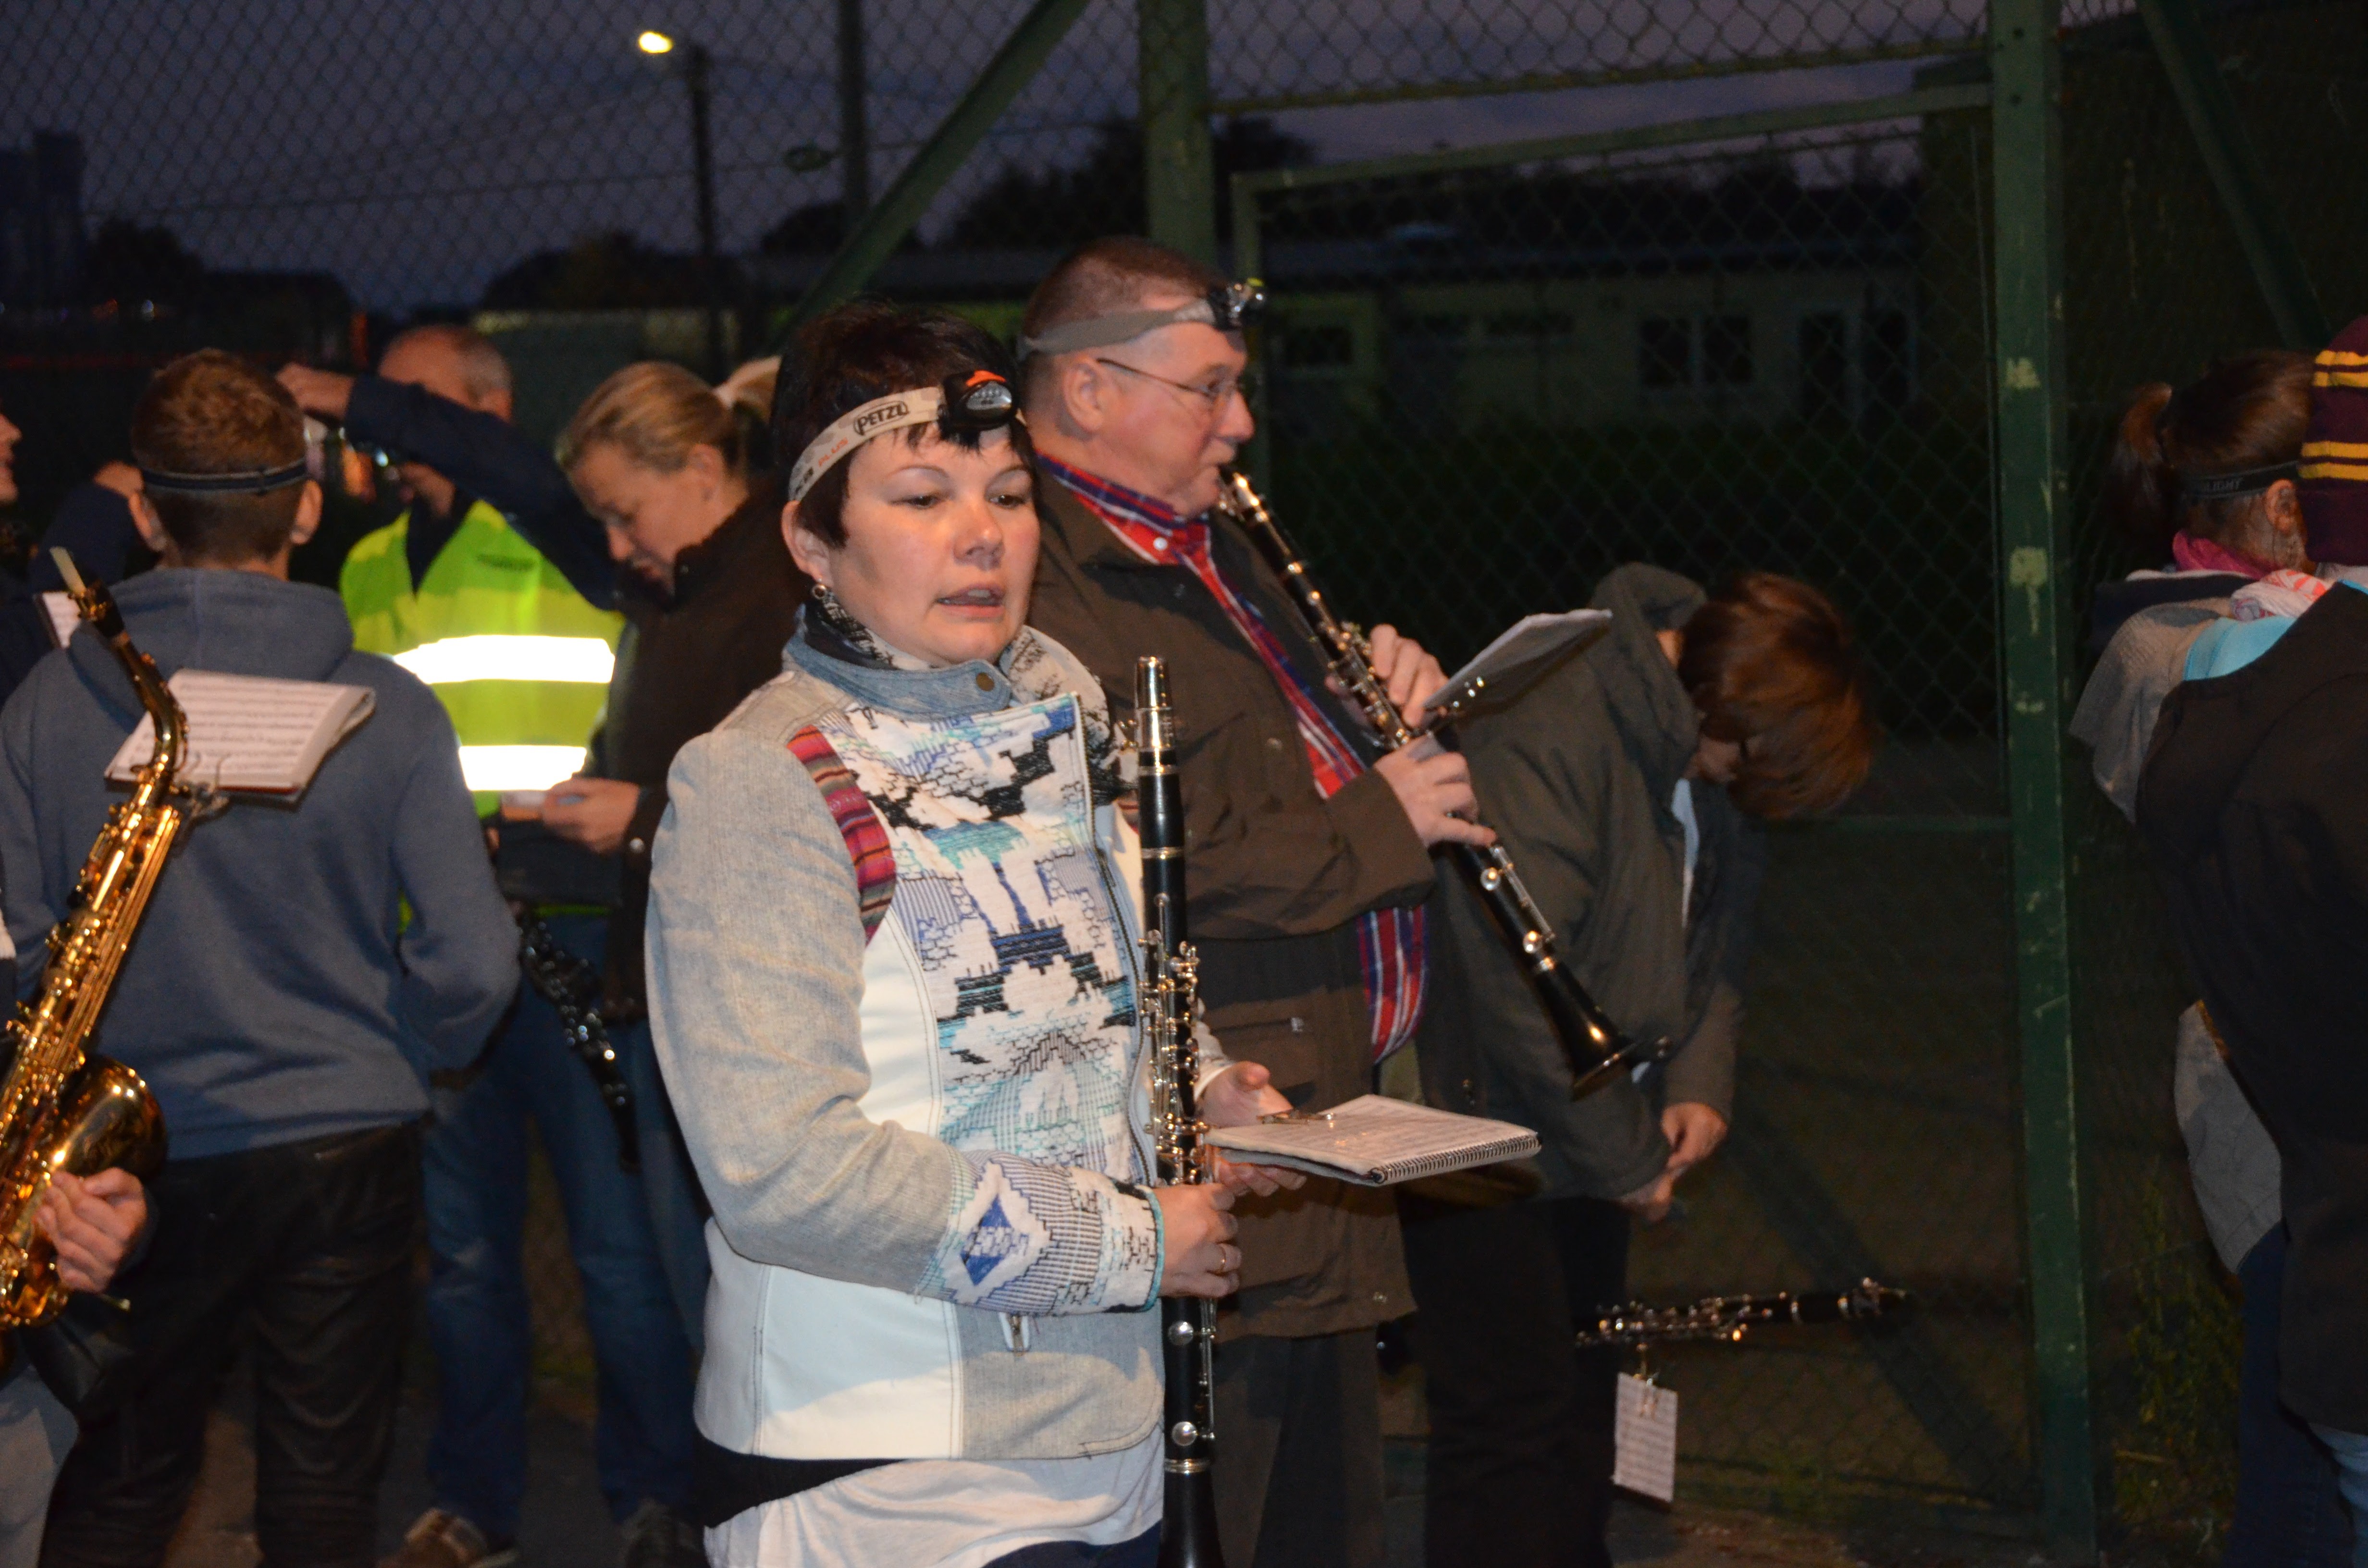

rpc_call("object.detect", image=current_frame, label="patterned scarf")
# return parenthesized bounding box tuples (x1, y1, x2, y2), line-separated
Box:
(1042, 455, 1425, 1058)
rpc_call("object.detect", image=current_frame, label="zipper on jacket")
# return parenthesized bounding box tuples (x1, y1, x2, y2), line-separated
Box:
(1002, 1313, 1033, 1353)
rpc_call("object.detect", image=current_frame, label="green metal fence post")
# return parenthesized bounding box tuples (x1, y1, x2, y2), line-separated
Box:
(784, 0, 1095, 331)
(2134, 0, 2327, 348)
(1140, 0, 1217, 264)
(1991, 0, 2097, 1553)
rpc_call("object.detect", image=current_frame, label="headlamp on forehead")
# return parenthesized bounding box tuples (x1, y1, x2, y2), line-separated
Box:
(786, 369, 1023, 504)
(1016, 277, 1267, 361)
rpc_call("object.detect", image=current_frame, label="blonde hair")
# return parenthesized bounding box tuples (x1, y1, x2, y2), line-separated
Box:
(558, 360, 766, 478)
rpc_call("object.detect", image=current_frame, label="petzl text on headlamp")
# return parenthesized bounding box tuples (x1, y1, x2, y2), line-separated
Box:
(1016, 280, 1266, 362)
(786, 369, 1022, 503)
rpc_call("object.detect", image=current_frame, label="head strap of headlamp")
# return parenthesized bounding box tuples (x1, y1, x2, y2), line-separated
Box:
(2181, 460, 2302, 503)
(1016, 279, 1266, 362)
(137, 458, 311, 496)
(786, 369, 1021, 504)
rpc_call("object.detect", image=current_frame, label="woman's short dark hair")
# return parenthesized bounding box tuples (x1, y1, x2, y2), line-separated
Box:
(2104, 350, 2311, 562)
(773, 301, 1034, 547)
(130, 349, 308, 565)
(1678, 572, 1877, 820)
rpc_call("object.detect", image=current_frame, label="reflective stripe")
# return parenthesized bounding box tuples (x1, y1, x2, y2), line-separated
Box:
(391, 635, 615, 686)
(458, 745, 589, 793)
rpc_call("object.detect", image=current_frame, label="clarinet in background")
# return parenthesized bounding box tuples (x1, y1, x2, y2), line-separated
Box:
(1217, 472, 1664, 1098)
(1136, 655, 1226, 1568)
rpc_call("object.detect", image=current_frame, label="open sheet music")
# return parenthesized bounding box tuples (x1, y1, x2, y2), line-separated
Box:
(1429, 608, 1611, 718)
(1203, 1095, 1541, 1187)
(106, 670, 375, 796)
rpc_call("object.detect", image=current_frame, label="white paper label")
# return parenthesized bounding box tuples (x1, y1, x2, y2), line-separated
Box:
(1612, 1372, 1678, 1503)
(41, 592, 78, 649)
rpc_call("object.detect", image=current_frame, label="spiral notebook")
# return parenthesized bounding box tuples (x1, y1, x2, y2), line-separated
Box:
(1204, 1095, 1541, 1187)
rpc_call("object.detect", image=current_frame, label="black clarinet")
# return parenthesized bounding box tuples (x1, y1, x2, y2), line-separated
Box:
(1135, 656, 1226, 1568)
(1217, 472, 1666, 1099)
(1576, 1279, 1911, 1349)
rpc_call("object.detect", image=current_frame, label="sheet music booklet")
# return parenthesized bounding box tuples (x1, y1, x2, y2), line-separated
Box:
(1203, 1094, 1541, 1187)
(1428, 608, 1612, 720)
(105, 670, 376, 796)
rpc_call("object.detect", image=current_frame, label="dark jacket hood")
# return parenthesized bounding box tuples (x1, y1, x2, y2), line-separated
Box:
(64, 568, 357, 723)
(2139, 585, 2368, 861)
(1586, 563, 1706, 802)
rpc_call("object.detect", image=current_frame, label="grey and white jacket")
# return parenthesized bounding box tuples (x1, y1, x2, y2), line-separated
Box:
(647, 615, 1205, 1463)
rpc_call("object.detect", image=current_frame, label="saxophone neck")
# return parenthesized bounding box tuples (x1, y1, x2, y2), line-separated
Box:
(52, 550, 191, 784)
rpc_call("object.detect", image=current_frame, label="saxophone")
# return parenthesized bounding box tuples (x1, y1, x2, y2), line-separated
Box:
(0, 551, 183, 1363)
(1135, 656, 1225, 1568)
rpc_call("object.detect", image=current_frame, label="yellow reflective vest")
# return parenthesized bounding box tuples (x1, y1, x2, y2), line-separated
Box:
(341, 500, 621, 812)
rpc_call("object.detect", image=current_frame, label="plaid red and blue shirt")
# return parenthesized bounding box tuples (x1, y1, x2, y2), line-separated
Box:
(1041, 455, 1427, 1058)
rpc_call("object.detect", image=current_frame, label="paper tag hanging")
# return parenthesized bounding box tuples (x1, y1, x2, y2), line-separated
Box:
(1612, 1372, 1678, 1503)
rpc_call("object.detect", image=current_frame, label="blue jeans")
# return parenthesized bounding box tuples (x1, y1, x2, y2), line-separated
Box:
(2313, 1423, 2368, 1568)
(2231, 1225, 2349, 1567)
(422, 913, 706, 1537)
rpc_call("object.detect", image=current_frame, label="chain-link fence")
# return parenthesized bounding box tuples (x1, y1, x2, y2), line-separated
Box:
(9, 0, 2368, 1555)
(1239, 102, 2026, 1520)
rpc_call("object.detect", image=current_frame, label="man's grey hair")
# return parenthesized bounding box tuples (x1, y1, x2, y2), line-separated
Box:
(382, 323, 512, 401)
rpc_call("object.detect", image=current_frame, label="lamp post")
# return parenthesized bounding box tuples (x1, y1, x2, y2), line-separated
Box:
(837, 0, 869, 220)
(639, 30, 726, 377)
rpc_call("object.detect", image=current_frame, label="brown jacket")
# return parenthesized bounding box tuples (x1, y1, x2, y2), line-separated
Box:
(1026, 475, 1423, 1339)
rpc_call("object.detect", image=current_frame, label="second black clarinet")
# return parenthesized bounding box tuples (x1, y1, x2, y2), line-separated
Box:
(1216, 472, 1667, 1099)
(1135, 656, 1226, 1568)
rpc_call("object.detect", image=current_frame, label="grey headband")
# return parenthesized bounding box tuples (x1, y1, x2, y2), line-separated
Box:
(1016, 280, 1266, 362)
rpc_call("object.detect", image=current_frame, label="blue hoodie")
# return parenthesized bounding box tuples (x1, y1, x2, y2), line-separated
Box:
(0, 568, 519, 1159)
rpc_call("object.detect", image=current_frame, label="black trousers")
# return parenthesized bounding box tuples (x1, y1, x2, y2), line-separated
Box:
(1398, 1193, 1629, 1568)
(42, 1123, 422, 1568)
(1210, 1328, 1385, 1568)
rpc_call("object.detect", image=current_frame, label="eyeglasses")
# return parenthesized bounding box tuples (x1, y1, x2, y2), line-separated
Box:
(1094, 357, 1260, 414)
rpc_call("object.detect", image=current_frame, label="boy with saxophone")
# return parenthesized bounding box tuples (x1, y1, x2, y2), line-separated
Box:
(0, 351, 519, 1567)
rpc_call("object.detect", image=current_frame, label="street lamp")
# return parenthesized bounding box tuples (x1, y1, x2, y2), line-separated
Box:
(638, 28, 724, 377)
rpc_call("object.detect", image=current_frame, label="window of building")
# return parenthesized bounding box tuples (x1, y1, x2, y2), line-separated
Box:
(1700, 315, 1753, 387)
(1484, 308, 1575, 339)
(1799, 312, 1850, 421)
(1862, 308, 1912, 416)
(1639, 317, 1691, 389)
(1402, 313, 1470, 341)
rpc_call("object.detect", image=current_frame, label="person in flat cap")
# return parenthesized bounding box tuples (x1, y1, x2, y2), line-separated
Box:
(2137, 314, 2368, 1557)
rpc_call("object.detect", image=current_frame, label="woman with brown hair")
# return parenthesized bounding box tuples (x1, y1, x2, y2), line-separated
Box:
(1402, 563, 1875, 1568)
(2072, 348, 2350, 1568)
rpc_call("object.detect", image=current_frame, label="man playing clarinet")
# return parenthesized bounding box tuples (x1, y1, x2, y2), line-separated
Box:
(1021, 236, 1480, 1568)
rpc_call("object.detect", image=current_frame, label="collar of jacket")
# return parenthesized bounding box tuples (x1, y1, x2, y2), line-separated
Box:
(782, 603, 1021, 720)
(1587, 563, 1707, 803)
(1038, 462, 1192, 574)
(669, 479, 786, 605)
(403, 490, 482, 594)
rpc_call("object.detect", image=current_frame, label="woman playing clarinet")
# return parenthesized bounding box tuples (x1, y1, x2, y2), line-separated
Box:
(642, 303, 1299, 1568)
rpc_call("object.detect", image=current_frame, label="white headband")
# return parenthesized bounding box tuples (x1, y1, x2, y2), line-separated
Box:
(787, 389, 944, 503)
(785, 371, 1021, 504)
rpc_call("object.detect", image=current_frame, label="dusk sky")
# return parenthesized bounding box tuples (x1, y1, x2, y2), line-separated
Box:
(9, 0, 1994, 309)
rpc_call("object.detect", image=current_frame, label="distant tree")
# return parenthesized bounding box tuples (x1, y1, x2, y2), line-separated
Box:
(83, 219, 203, 306)
(757, 199, 921, 256)
(941, 115, 1313, 250)
(479, 231, 740, 311)
(761, 200, 850, 255)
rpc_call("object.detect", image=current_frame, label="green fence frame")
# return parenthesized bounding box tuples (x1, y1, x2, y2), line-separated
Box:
(1230, 75, 2101, 1555)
